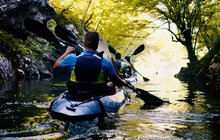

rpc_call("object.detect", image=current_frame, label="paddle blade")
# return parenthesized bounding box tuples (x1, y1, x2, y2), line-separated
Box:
(135, 88, 165, 104)
(55, 25, 78, 45)
(108, 45, 117, 55)
(133, 67, 150, 82)
(132, 44, 145, 56)
(55, 25, 84, 52)
(24, 18, 60, 45)
(143, 77, 150, 81)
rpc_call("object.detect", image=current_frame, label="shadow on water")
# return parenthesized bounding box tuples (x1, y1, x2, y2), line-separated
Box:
(139, 78, 220, 139)
(0, 76, 220, 139)
(0, 78, 67, 138)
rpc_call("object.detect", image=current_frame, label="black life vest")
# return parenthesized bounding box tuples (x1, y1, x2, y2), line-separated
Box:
(67, 53, 108, 100)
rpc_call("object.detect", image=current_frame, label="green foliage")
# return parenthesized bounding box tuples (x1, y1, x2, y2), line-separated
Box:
(49, 0, 150, 56)
(0, 29, 54, 67)
(0, 30, 31, 61)
(120, 0, 220, 62)
(25, 37, 53, 61)
(196, 1, 220, 52)
(49, 0, 220, 62)
(47, 19, 57, 33)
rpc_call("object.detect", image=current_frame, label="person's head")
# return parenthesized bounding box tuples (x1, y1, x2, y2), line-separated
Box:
(125, 56, 130, 62)
(84, 31, 99, 50)
(115, 52, 121, 60)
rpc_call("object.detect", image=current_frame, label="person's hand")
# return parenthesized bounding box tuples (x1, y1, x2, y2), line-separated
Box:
(65, 46, 75, 54)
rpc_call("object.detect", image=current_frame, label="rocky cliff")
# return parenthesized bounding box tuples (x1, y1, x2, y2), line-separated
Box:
(0, 0, 56, 83)
(0, 0, 79, 83)
(0, 0, 57, 39)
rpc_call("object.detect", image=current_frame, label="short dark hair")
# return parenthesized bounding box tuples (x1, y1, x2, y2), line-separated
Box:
(115, 52, 121, 59)
(84, 31, 99, 50)
(125, 56, 130, 62)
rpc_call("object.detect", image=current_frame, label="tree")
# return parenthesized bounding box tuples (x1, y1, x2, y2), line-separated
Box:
(122, 0, 220, 64)
(196, 1, 220, 54)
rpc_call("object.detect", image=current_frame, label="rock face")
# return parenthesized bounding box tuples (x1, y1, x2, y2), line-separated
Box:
(0, 0, 83, 83)
(0, 0, 58, 82)
(207, 53, 220, 91)
(0, 56, 15, 83)
(17, 56, 54, 80)
(0, 0, 57, 39)
(175, 51, 220, 91)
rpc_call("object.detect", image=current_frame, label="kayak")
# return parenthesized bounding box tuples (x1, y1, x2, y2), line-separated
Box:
(49, 87, 129, 121)
(49, 76, 137, 122)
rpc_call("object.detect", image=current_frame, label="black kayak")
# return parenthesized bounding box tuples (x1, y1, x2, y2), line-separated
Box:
(49, 76, 137, 122)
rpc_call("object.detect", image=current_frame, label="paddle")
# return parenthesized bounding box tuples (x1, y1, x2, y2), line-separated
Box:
(131, 44, 145, 57)
(125, 79, 166, 104)
(55, 25, 78, 45)
(126, 45, 150, 81)
(24, 18, 61, 46)
(133, 68, 149, 81)
(109, 45, 150, 81)
(24, 18, 84, 52)
(108, 46, 165, 103)
(108, 45, 144, 57)
(108, 45, 117, 55)
(54, 25, 85, 52)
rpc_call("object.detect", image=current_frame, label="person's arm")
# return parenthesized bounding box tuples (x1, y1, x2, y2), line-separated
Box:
(104, 58, 129, 87)
(111, 58, 121, 76)
(53, 46, 75, 69)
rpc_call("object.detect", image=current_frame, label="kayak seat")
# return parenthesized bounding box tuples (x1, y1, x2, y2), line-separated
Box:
(67, 82, 110, 101)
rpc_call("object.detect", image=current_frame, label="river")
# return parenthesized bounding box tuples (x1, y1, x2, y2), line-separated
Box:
(0, 75, 220, 139)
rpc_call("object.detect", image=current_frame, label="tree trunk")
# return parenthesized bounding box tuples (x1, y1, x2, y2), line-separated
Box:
(182, 29, 198, 64)
(186, 44, 198, 63)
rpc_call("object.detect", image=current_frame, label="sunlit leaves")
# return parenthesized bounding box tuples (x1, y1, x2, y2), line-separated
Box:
(49, 0, 220, 60)
(120, 0, 220, 62)
(49, 0, 151, 55)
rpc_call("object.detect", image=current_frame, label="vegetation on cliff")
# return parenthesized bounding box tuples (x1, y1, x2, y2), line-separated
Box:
(0, 29, 57, 83)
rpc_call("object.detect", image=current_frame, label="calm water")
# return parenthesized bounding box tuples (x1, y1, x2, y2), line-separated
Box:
(0, 76, 220, 139)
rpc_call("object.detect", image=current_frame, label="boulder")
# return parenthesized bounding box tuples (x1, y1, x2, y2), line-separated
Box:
(0, 56, 15, 83)
(207, 53, 220, 91)
(0, 0, 57, 39)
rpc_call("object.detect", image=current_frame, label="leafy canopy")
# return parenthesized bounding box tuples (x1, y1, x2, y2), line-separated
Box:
(49, 0, 150, 55)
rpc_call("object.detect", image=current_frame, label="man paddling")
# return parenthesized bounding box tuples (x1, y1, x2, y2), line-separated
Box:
(53, 31, 129, 99)
(115, 52, 133, 78)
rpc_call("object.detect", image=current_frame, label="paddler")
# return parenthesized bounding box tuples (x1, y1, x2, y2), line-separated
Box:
(53, 31, 129, 100)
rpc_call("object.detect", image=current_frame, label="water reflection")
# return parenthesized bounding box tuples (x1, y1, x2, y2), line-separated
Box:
(118, 78, 220, 139)
(0, 79, 65, 130)
(0, 77, 220, 139)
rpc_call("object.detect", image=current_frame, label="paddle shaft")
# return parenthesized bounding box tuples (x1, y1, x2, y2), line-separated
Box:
(110, 46, 150, 81)
(126, 45, 150, 81)
(124, 79, 165, 103)
(132, 65, 149, 81)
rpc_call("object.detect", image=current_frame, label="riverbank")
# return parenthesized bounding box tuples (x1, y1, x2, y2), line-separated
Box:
(175, 49, 220, 92)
